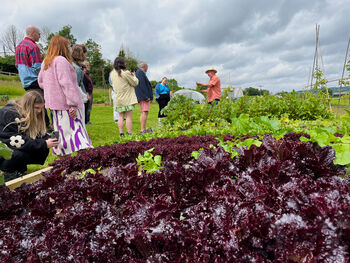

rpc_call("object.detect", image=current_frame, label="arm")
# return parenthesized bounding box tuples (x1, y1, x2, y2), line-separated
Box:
(124, 71, 139, 87)
(29, 45, 42, 74)
(0, 110, 55, 153)
(155, 84, 160, 98)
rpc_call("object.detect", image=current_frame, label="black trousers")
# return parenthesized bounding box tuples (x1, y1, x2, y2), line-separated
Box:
(85, 92, 93, 123)
(156, 93, 170, 118)
(0, 147, 49, 174)
(25, 81, 51, 128)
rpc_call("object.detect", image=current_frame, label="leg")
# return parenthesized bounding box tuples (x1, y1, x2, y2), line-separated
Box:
(118, 112, 125, 134)
(125, 110, 133, 134)
(140, 111, 148, 132)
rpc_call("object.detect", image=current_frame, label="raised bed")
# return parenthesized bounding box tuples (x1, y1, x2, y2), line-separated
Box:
(1, 134, 350, 262)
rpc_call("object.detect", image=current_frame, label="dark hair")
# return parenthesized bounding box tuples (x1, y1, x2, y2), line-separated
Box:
(113, 57, 126, 76)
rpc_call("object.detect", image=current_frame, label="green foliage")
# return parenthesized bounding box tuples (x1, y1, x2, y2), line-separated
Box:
(84, 39, 107, 86)
(150, 80, 158, 89)
(117, 46, 138, 72)
(167, 78, 182, 92)
(79, 167, 101, 179)
(136, 148, 163, 174)
(0, 141, 13, 160)
(48, 25, 77, 45)
(0, 56, 17, 74)
(216, 136, 262, 158)
(243, 87, 270, 96)
(0, 174, 4, 186)
(191, 148, 203, 159)
(162, 92, 334, 133)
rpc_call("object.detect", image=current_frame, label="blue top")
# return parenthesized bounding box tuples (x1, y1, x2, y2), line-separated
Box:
(155, 83, 170, 99)
(73, 63, 86, 93)
(134, 69, 153, 101)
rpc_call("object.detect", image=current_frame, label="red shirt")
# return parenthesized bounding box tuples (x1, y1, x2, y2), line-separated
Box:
(207, 75, 221, 102)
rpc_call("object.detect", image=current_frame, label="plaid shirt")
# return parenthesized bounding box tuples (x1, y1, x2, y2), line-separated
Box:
(15, 37, 42, 88)
(15, 37, 42, 68)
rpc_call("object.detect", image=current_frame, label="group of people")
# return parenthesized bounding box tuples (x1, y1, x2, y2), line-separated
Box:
(0, 24, 221, 182)
(109, 59, 172, 136)
(0, 25, 93, 181)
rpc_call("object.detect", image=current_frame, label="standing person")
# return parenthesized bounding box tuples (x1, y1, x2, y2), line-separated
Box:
(38, 35, 92, 157)
(15, 25, 51, 128)
(82, 62, 93, 125)
(71, 44, 89, 118)
(0, 90, 59, 182)
(110, 57, 139, 136)
(109, 74, 119, 123)
(155, 77, 170, 123)
(134, 61, 153, 133)
(196, 67, 221, 104)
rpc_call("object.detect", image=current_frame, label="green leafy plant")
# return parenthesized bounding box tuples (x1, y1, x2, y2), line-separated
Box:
(216, 136, 262, 159)
(79, 167, 101, 179)
(0, 142, 13, 185)
(136, 148, 163, 175)
(191, 148, 204, 159)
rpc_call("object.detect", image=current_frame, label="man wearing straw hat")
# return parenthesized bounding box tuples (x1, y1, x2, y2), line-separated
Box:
(196, 67, 221, 104)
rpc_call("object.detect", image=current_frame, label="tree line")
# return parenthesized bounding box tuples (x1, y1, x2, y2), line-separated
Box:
(0, 24, 182, 91)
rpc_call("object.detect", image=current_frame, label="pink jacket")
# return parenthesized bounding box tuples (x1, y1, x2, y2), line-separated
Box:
(38, 56, 83, 110)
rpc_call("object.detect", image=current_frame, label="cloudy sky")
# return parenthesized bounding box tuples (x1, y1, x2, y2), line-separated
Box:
(1, 0, 349, 93)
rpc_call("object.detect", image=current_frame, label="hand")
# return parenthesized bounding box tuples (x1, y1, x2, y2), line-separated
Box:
(131, 71, 136, 76)
(87, 93, 91, 100)
(46, 138, 59, 148)
(196, 82, 201, 86)
(69, 108, 77, 119)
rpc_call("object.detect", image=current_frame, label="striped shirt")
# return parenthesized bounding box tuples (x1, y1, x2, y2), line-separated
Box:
(15, 37, 42, 89)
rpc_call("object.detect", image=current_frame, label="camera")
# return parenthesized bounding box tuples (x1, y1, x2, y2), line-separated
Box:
(51, 131, 59, 140)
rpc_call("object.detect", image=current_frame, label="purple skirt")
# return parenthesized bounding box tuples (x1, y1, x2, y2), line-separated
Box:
(52, 109, 92, 156)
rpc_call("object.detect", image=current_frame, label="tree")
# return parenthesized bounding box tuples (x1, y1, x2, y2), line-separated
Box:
(118, 45, 138, 72)
(84, 39, 106, 86)
(167, 78, 182, 92)
(243, 87, 269, 96)
(47, 25, 77, 46)
(1, 25, 24, 54)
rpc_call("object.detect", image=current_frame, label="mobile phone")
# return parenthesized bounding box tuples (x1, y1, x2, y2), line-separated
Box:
(51, 131, 59, 140)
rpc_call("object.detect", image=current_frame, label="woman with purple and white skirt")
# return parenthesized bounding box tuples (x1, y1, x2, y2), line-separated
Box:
(38, 35, 92, 156)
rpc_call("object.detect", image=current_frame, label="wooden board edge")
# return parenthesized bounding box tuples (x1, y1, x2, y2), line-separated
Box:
(5, 166, 53, 190)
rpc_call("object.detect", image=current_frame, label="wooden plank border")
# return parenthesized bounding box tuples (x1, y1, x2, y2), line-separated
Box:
(5, 167, 52, 190)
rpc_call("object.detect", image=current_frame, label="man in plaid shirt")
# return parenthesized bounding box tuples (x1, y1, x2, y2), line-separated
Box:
(16, 25, 51, 129)
(15, 25, 42, 90)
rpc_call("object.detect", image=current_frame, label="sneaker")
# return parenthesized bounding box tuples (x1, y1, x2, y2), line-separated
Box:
(86, 122, 92, 125)
(140, 130, 147, 134)
(120, 132, 124, 137)
(146, 128, 153, 134)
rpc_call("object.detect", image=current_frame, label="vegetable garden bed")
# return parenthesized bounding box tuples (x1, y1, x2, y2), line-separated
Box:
(1, 134, 350, 262)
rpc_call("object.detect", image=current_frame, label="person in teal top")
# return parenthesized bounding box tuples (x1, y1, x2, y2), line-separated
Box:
(155, 77, 170, 123)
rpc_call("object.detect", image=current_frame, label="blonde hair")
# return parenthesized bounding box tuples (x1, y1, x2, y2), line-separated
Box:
(12, 90, 46, 139)
(44, 35, 72, 70)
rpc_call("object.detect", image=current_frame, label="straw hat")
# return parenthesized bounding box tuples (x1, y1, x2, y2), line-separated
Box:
(205, 67, 217, 73)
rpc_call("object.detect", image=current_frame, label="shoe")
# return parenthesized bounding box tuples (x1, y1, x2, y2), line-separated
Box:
(3, 171, 24, 182)
(140, 130, 146, 134)
(146, 128, 153, 134)
(86, 122, 92, 125)
(127, 132, 132, 135)
(120, 132, 124, 137)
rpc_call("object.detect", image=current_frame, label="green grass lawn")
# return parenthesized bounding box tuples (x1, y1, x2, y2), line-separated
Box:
(0, 77, 161, 173)
(27, 103, 160, 173)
